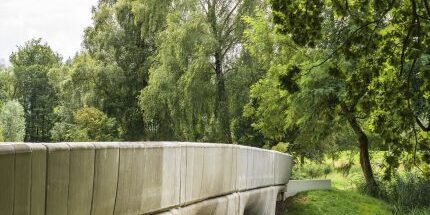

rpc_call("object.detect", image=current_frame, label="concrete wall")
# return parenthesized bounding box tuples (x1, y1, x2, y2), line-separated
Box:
(285, 180, 332, 198)
(0, 142, 293, 215)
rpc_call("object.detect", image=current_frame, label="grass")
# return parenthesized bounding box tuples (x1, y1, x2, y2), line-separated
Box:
(286, 189, 393, 215)
(290, 151, 430, 215)
(321, 151, 386, 190)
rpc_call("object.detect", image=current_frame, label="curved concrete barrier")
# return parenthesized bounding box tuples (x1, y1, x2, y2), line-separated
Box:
(285, 179, 332, 198)
(0, 142, 293, 215)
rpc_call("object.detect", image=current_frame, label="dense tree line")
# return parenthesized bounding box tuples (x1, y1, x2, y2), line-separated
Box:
(0, 0, 429, 191)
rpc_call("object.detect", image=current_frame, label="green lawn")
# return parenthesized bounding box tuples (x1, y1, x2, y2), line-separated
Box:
(286, 189, 393, 215)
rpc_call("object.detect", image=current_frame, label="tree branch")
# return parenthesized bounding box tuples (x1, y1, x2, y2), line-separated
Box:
(416, 116, 430, 131)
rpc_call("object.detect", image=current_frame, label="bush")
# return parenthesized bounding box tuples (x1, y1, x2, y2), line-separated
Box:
(0, 100, 26, 142)
(358, 173, 430, 214)
(387, 174, 430, 214)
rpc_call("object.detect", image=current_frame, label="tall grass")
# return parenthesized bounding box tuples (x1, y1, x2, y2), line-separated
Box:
(358, 173, 430, 214)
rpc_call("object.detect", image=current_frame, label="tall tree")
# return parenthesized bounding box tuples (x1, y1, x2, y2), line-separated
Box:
(249, 0, 430, 191)
(10, 39, 61, 142)
(139, 0, 261, 142)
(83, 0, 162, 140)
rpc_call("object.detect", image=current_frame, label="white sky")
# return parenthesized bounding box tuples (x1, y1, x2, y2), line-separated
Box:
(0, 0, 99, 66)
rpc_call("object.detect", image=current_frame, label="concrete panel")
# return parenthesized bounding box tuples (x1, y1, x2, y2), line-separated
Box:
(226, 193, 240, 215)
(29, 144, 47, 215)
(183, 143, 236, 205)
(183, 143, 205, 205)
(44, 143, 70, 215)
(13, 144, 32, 215)
(0, 144, 15, 215)
(180, 143, 187, 205)
(114, 142, 146, 215)
(67, 143, 95, 215)
(236, 146, 250, 191)
(238, 186, 277, 215)
(91, 142, 119, 215)
(286, 179, 331, 197)
(139, 142, 181, 214)
(274, 152, 293, 185)
(155, 209, 180, 215)
(178, 193, 238, 215)
(200, 144, 236, 198)
(251, 148, 275, 189)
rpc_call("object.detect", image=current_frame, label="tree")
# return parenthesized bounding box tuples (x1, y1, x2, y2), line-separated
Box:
(0, 100, 26, 142)
(0, 68, 16, 104)
(10, 39, 61, 142)
(82, 0, 166, 140)
(139, 0, 262, 142)
(247, 0, 430, 192)
(73, 106, 119, 141)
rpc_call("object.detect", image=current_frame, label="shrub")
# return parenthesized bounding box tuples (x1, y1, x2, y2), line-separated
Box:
(323, 165, 332, 178)
(387, 174, 430, 214)
(0, 100, 26, 142)
(358, 173, 430, 214)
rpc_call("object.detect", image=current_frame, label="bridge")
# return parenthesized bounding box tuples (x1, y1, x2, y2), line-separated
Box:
(0, 142, 329, 215)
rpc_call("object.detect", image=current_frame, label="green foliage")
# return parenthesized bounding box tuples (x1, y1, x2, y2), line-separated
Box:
(0, 68, 15, 103)
(139, 0, 264, 143)
(10, 38, 60, 142)
(271, 0, 324, 47)
(0, 100, 26, 142)
(292, 162, 332, 179)
(271, 142, 289, 153)
(286, 190, 393, 215)
(363, 174, 430, 214)
(83, 0, 153, 140)
(73, 107, 119, 141)
(243, 0, 430, 188)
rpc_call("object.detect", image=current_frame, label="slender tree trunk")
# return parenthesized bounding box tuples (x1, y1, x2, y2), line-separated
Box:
(214, 52, 232, 143)
(341, 104, 378, 192)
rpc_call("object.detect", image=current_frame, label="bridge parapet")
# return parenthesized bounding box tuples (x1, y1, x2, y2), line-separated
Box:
(0, 142, 293, 215)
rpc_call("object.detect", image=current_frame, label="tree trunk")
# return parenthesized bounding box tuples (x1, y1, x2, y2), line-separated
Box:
(214, 52, 232, 143)
(341, 104, 378, 192)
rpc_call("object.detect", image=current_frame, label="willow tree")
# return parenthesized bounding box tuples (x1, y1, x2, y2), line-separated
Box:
(139, 0, 261, 142)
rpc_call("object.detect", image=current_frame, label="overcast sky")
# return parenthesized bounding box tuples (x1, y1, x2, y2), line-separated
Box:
(0, 0, 99, 66)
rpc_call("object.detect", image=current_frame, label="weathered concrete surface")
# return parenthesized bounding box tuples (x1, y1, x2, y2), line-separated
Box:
(114, 142, 182, 215)
(183, 143, 237, 205)
(13, 144, 32, 215)
(274, 151, 293, 185)
(0, 142, 294, 215)
(29, 144, 47, 215)
(44, 143, 70, 215)
(139, 142, 181, 214)
(114, 142, 146, 215)
(91, 142, 119, 215)
(238, 186, 278, 215)
(0, 144, 14, 215)
(286, 179, 332, 197)
(236, 146, 277, 191)
(178, 193, 239, 215)
(67, 143, 95, 215)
